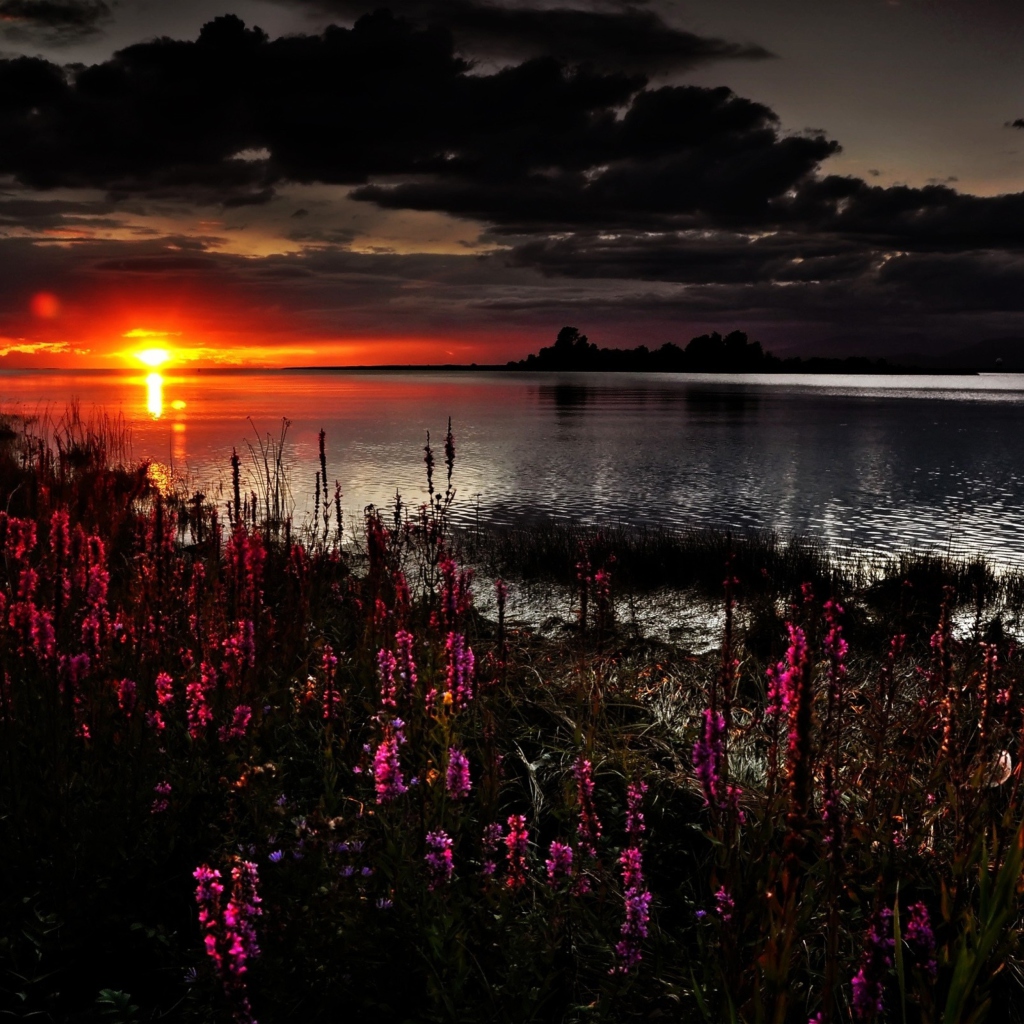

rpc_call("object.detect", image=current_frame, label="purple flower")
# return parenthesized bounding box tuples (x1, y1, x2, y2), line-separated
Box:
(481, 822, 503, 877)
(395, 630, 418, 696)
(378, 647, 398, 709)
(545, 840, 573, 886)
(372, 720, 408, 803)
(268, 850, 283, 863)
(218, 704, 252, 743)
(625, 780, 647, 841)
(612, 886, 652, 974)
(851, 909, 894, 1020)
(425, 830, 454, 890)
(445, 747, 471, 799)
(505, 815, 529, 889)
(443, 631, 475, 709)
(573, 756, 602, 859)
(151, 780, 171, 814)
(692, 710, 744, 820)
(905, 902, 938, 978)
(714, 886, 734, 923)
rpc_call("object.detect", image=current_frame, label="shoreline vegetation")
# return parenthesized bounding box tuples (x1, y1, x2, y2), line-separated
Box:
(4, 408, 1024, 1022)
(505, 326, 942, 375)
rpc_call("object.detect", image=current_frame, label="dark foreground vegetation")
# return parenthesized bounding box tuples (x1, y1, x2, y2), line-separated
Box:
(509, 326, 935, 374)
(2, 411, 1024, 1023)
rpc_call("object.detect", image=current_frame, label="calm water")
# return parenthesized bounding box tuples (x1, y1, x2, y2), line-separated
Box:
(4, 368, 1024, 563)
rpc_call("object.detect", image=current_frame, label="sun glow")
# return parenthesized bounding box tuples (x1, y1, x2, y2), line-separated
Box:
(136, 347, 171, 368)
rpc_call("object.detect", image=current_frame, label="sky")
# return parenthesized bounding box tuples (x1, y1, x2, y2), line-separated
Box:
(1, 0, 1024, 367)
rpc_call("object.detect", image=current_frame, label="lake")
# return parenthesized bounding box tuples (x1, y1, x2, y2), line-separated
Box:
(3, 368, 1024, 564)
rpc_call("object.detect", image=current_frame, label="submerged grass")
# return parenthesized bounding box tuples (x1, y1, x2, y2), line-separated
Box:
(2, 412, 1024, 1023)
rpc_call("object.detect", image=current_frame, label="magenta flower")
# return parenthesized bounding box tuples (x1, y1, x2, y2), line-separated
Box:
(905, 902, 937, 978)
(851, 909, 894, 1020)
(155, 671, 174, 707)
(377, 647, 398, 709)
(321, 643, 340, 721)
(219, 705, 252, 743)
(714, 886, 734, 923)
(372, 720, 408, 803)
(151, 780, 172, 814)
(481, 822, 503, 877)
(573, 756, 602, 859)
(395, 630, 418, 696)
(425, 830, 454, 890)
(545, 840, 573, 886)
(625, 779, 647, 841)
(505, 814, 529, 889)
(692, 710, 744, 820)
(612, 885, 652, 974)
(186, 677, 214, 740)
(117, 678, 137, 718)
(444, 631, 475, 709)
(445, 747, 471, 799)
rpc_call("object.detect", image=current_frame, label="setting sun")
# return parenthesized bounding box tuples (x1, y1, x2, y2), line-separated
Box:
(136, 347, 171, 368)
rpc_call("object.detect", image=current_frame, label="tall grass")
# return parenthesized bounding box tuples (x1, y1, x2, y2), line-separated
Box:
(0, 412, 1023, 1023)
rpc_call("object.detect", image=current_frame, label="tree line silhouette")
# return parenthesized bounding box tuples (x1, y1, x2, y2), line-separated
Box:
(508, 326, 920, 373)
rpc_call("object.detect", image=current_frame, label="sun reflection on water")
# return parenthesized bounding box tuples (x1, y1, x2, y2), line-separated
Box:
(146, 372, 163, 419)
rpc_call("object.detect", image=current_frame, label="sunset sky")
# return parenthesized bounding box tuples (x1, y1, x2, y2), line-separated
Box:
(2, 0, 1024, 367)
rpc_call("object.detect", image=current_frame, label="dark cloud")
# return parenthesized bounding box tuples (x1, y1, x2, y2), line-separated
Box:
(1008, 118, 1024, 129)
(279, 0, 774, 73)
(1, 8, 1024, 358)
(0, 0, 112, 44)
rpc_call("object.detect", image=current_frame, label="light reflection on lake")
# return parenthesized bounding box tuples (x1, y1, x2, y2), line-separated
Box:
(3, 368, 1024, 563)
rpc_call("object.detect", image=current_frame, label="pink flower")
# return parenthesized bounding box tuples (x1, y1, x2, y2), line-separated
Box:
(504, 814, 529, 889)
(573, 756, 602, 859)
(425, 830, 454, 890)
(373, 720, 408, 803)
(117, 678, 137, 718)
(395, 630, 417, 696)
(545, 841, 574, 886)
(219, 705, 252, 743)
(151, 780, 171, 814)
(445, 747, 471, 799)
(155, 671, 174, 706)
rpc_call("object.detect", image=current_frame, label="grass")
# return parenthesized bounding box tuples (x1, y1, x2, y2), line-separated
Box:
(0, 413, 1024, 1023)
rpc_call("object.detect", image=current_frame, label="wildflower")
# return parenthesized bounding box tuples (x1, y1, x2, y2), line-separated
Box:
(612, 885, 652, 974)
(219, 705, 252, 743)
(573, 756, 602, 858)
(146, 709, 165, 732)
(372, 720, 408, 803)
(445, 747, 471, 799)
(395, 630, 417, 695)
(851, 909, 893, 1021)
(376, 897, 393, 910)
(904, 902, 937, 978)
(444, 631, 475, 709)
(151, 780, 171, 814)
(321, 643, 340, 721)
(625, 780, 647, 841)
(482, 822, 503, 876)
(425, 830, 454, 890)
(505, 814, 529, 889)
(117, 678, 137, 718)
(155, 671, 174, 706)
(692, 709, 744, 821)
(714, 886, 734, 923)
(268, 850, 283, 863)
(377, 648, 398, 709)
(545, 841, 573, 886)
(186, 678, 213, 740)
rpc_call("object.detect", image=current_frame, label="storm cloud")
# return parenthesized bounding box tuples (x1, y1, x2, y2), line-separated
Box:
(0, 5, 1022, 359)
